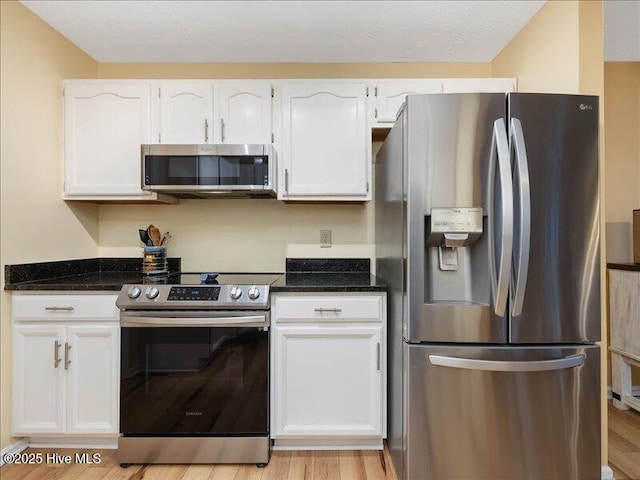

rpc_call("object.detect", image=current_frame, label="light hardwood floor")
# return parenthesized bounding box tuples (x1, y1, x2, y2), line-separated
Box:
(0, 448, 397, 480)
(2, 405, 638, 480)
(608, 401, 640, 480)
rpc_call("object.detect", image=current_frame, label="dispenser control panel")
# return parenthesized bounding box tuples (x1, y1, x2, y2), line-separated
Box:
(430, 208, 483, 233)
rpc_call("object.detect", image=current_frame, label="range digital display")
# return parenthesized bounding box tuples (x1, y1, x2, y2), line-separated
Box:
(167, 287, 220, 301)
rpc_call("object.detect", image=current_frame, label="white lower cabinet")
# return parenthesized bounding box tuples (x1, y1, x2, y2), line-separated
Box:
(12, 294, 119, 437)
(271, 293, 386, 449)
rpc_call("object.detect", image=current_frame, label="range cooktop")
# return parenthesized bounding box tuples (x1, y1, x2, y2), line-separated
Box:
(116, 272, 283, 310)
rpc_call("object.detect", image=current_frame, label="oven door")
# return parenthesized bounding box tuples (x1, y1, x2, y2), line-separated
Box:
(120, 311, 269, 437)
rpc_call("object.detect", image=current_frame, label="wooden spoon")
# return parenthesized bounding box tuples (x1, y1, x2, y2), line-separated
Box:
(148, 225, 162, 246)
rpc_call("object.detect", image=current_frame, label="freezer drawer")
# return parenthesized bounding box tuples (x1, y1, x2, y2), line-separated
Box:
(406, 344, 600, 480)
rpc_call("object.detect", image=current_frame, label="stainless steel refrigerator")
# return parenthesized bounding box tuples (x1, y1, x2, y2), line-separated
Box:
(375, 93, 601, 480)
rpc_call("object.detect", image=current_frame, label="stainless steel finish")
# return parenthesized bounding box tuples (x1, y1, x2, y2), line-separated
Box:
(508, 94, 600, 344)
(116, 284, 271, 310)
(221, 119, 226, 143)
(45, 306, 74, 311)
(406, 344, 600, 480)
(141, 144, 277, 197)
(404, 93, 507, 344)
(118, 436, 270, 465)
(248, 286, 260, 299)
(127, 286, 141, 299)
(285, 168, 289, 193)
(428, 353, 585, 371)
(376, 342, 380, 371)
(120, 311, 269, 328)
(488, 118, 513, 317)
(145, 286, 159, 299)
(204, 119, 209, 143)
(64, 342, 71, 370)
(313, 308, 342, 313)
(229, 286, 243, 300)
(510, 117, 531, 317)
(54, 340, 61, 368)
(375, 106, 406, 480)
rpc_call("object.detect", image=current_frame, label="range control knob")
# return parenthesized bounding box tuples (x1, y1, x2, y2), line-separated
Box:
(128, 286, 141, 299)
(146, 287, 160, 300)
(248, 286, 260, 300)
(229, 286, 243, 300)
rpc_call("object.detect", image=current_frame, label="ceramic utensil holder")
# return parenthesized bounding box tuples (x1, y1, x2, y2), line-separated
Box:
(143, 246, 168, 276)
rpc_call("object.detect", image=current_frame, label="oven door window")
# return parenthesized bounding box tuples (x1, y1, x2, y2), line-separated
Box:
(120, 327, 268, 436)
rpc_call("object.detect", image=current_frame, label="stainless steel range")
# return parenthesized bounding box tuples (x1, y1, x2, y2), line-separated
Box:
(116, 273, 281, 467)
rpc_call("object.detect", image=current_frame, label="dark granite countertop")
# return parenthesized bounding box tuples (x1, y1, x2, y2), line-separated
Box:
(4, 257, 386, 293)
(4, 258, 181, 291)
(607, 262, 640, 272)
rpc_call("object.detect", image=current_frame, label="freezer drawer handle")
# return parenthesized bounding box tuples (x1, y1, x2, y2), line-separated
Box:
(428, 354, 585, 372)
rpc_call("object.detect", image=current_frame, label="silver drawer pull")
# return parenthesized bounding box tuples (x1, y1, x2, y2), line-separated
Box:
(45, 306, 75, 312)
(314, 308, 342, 313)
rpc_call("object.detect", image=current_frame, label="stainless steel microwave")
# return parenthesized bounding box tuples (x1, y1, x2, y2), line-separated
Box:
(141, 144, 276, 198)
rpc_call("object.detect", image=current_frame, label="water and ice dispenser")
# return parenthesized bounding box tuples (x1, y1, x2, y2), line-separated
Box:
(424, 207, 488, 305)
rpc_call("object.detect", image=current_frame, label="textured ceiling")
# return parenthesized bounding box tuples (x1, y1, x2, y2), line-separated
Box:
(604, 0, 640, 62)
(20, 0, 548, 63)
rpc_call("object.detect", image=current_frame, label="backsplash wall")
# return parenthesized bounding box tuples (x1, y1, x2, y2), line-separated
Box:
(98, 198, 374, 272)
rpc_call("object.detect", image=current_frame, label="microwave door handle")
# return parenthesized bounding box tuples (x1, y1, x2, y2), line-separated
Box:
(510, 118, 531, 317)
(488, 118, 514, 317)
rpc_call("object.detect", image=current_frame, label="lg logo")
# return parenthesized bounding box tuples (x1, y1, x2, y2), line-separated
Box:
(579, 104, 594, 111)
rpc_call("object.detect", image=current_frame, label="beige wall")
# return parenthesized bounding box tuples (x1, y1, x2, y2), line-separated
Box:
(96, 63, 489, 272)
(491, 0, 609, 465)
(604, 62, 640, 263)
(492, 1, 580, 93)
(0, 1, 99, 450)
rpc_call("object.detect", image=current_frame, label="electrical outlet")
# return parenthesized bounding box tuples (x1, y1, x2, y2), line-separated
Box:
(320, 229, 332, 248)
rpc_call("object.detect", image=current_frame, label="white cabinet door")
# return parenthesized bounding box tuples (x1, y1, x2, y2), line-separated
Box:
(444, 78, 516, 93)
(157, 83, 213, 144)
(214, 82, 272, 144)
(66, 324, 119, 434)
(273, 325, 382, 438)
(374, 80, 444, 124)
(280, 83, 369, 199)
(64, 84, 152, 196)
(13, 325, 66, 434)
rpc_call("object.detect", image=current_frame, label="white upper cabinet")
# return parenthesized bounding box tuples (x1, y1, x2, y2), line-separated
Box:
(63, 83, 155, 199)
(372, 80, 444, 124)
(279, 82, 370, 200)
(214, 82, 273, 144)
(444, 78, 517, 93)
(155, 83, 213, 144)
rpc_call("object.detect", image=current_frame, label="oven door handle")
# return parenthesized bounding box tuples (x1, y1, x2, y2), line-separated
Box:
(120, 314, 269, 328)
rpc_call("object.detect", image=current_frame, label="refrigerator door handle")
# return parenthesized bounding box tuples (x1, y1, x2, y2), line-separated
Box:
(428, 353, 585, 372)
(488, 118, 514, 317)
(510, 117, 531, 317)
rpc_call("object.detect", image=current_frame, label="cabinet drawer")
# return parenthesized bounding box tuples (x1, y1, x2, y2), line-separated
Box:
(274, 295, 383, 322)
(12, 295, 119, 322)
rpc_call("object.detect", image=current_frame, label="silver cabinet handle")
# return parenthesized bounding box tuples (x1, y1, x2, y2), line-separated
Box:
(376, 342, 380, 371)
(429, 354, 585, 372)
(313, 308, 342, 313)
(45, 306, 75, 311)
(64, 342, 71, 370)
(487, 118, 514, 317)
(285, 168, 289, 193)
(510, 117, 531, 317)
(54, 340, 61, 368)
(220, 119, 225, 143)
(204, 119, 209, 143)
